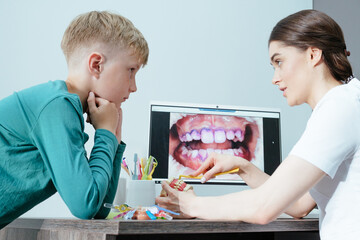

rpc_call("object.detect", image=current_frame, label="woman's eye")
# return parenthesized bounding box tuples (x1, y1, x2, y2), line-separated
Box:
(276, 60, 282, 67)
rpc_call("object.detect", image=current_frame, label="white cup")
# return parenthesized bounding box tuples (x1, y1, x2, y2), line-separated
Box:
(126, 180, 155, 207)
(113, 178, 127, 205)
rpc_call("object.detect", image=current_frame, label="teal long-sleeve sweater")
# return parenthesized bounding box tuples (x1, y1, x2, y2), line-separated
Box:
(0, 80, 124, 229)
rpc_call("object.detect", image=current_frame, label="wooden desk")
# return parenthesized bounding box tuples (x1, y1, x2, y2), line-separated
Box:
(0, 218, 319, 240)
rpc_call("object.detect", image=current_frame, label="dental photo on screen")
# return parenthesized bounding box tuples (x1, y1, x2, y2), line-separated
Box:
(168, 113, 264, 181)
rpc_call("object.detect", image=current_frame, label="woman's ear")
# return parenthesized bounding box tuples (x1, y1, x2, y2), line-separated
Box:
(88, 52, 105, 79)
(308, 47, 323, 67)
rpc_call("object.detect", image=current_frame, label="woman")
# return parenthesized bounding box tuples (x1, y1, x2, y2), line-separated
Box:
(156, 10, 359, 240)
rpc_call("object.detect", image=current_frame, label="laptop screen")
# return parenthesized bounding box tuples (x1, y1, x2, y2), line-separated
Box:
(149, 102, 281, 184)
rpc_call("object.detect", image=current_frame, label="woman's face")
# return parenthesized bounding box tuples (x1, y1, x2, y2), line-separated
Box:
(269, 41, 312, 106)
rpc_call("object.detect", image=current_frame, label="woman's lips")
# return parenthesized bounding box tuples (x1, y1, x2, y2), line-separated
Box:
(280, 87, 287, 97)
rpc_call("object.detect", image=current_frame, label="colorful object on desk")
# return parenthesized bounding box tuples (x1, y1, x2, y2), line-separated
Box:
(131, 154, 158, 180)
(155, 210, 173, 220)
(124, 209, 136, 220)
(146, 210, 157, 220)
(137, 158, 142, 180)
(116, 204, 132, 213)
(104, 203, 134, 220)
(113, 211, 129, 219)
(104, 203, 176, 220)
(178, 168, 240, 180)
(154, 205, 180, 216)
(142, 155, 158, 180)
(121, 157, 131, 177)
(134, 208, 151, 220)
(104, 203, 132, 213)
(160, 177, 193, 197)
(132, 153, 138, 180)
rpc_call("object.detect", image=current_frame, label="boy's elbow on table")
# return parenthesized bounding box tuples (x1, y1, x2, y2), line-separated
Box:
(66, 197, 103, 219)
(69, 204, 99, 220)
(62, 182, 112, 219)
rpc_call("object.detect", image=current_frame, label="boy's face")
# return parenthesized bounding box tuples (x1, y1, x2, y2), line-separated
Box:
(94, 48, 141, 108)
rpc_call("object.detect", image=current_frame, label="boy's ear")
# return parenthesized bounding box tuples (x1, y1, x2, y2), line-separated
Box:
(88, 52, 105, 78)
(308, 47, 323, 67)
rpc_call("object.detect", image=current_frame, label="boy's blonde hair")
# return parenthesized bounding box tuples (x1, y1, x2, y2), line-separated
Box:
(61, 11, 149, 66)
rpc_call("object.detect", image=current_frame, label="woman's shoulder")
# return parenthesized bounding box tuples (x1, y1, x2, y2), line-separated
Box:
(334, 78, 360, 97)
(310, 79, 360, 126)
(318, 78, 360, 109)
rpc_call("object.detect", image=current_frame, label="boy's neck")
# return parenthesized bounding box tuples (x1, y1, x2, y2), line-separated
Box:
(65, 76, 91, 113)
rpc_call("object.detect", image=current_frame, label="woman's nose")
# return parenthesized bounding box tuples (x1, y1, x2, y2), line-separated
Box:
(272, 71, 281, 85)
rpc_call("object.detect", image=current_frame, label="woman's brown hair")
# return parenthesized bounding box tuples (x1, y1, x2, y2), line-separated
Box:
(269, 10, 353, 82)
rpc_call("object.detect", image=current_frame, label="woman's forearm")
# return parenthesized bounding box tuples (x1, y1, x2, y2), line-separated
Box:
(238, 159, 270, 188)
(237, 157, 316, 218)
(185, 189, 268, 223)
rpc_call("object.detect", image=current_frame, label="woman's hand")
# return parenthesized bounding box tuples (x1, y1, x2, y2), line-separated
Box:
(192, 153, 245, 183)
(155, 181, 197, 219)
(86, 92, 119, 135)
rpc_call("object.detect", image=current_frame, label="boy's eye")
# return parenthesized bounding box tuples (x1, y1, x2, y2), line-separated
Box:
(129, 68, 135, 78)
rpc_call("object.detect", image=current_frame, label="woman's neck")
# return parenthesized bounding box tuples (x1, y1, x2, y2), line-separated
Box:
(307, 76, 342, 109)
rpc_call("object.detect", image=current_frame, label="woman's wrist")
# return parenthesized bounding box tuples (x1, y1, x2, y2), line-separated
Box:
(236, 157, 250, 178)
(186, 195, 200, 218)
(180, 192, 200, 218)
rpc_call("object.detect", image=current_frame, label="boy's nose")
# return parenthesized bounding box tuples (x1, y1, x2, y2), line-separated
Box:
(130, 79, 137, 93)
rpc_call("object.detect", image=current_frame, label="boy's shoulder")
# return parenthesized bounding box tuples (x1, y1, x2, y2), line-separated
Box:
(20, 80, 68, 97)
(16, 80, 83, 117)
(0, 80, 84, 136)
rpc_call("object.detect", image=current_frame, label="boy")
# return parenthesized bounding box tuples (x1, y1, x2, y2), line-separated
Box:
(0, 11, 149, 228)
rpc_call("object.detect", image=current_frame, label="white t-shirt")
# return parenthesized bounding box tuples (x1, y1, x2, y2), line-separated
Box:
(290, 78, 360, 240)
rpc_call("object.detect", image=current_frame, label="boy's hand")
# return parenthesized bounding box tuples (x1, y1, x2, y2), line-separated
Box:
(115, 108, 123, 144)
(87, 92, 119, 135)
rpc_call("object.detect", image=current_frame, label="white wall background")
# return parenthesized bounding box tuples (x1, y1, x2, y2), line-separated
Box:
(0, 0, 312, 218)
(314, 0, 360, 78)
